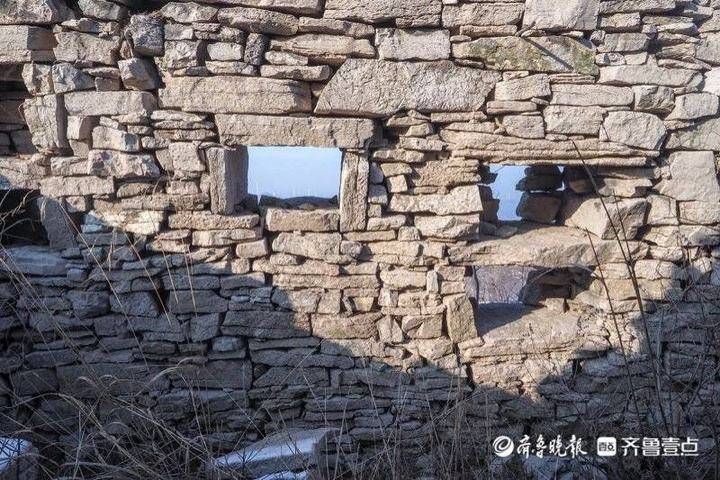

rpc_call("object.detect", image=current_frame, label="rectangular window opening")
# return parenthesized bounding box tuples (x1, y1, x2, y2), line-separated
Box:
(246, 146, 342, 208)
(485, 165, 566, 224)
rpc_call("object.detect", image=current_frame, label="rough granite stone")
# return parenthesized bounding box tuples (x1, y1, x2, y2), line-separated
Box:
(453, 36, 598, 75)
(216, 115, 377, 148)
(23, 94, 68, 153)
(375, 28, 450, 61)
(562, 196, 648, 240)
(442, 3, 524, 28)
(0, 0, 69, 24)
(601, 111, 667, 150)
(316, 59, 500, 117)
(389, 186, 483, 215)
(65, 91, 157, 117)
(217, 7, 298, 35)
(495, 75, 551, 101)
(54, 31, 119, 66)
(159, 76, 312, 114)
(265, 208, 339, 232)
(523, 0, 599, 31)
(658, 151, 720, 202)
(0, 25, 55, 64)
(324, 0, 442, 27)
(551, 84, 634, 106)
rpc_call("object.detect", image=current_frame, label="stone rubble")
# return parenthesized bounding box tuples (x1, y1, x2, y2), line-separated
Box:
(0, 0, 719, 478)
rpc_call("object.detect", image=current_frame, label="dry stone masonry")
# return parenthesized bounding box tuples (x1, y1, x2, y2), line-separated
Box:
(1, 0, 720, 477)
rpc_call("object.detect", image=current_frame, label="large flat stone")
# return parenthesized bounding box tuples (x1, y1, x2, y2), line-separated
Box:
(697, 33, 720, 64)
(599, 64, 699, 87)
(87, 150, 161, 179)
(523, 0, 599, 31)
(601, 111, 666, 150)
(668, 118, 720, 150)
(224, 0, 322, 15)
(272, 232, 341, 259)
(217, 7, 299, 35)
(57, 364, 170, 397)
(658, 151, 720, 202)
(562, 196, 648, 240)
(666, 93, 719, 121)
(375, 28, 450, 61)
(0, 246, 67, 276)
(461, 305, 588, 359)
(40, 176, 114, 197)
(265, 208, 339, 232)
(495, 74, 551, 101)
(159, 76, 311, 114)
(324, 0, 441, 27)
(440, 130, 655, 165)
(448, 224, 648, 268)
(544, 105, 604, 135)
(54, 31, 119, 66)
(550, 84, 634, 106)
(442, 3, 524, 28)
(89, 209, 164, 236)
(177, 361, 252, 389)
(389, 185, 483, 215)
(216, 115, 377, 148)
(65, 91, 156, 116)
(704, 68, 720, 96)
(599, 0, 676, 14)
(168, 211, 260, 230)
(453, 36, 598, 75)
(0, 25, 55, 63)
(0, 0, 69, 24)
(315, 59, 499, 117)
(224, 310, 310, 338)
(270, 34, 375, 60)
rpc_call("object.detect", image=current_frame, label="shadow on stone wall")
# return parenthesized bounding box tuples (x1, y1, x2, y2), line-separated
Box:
(0, 189, 717, 479)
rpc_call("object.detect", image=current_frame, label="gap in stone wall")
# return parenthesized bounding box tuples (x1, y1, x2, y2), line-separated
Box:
(485, 164, 566, 226)
(0, 72, 35, 158)
(0, 190, 48, 246)
(247, 147, 342, 209)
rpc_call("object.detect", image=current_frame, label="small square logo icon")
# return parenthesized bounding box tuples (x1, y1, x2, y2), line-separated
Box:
(597, 437, 617, 457)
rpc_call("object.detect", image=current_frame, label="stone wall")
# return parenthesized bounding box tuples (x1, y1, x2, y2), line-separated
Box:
(1, 0, 720, 475)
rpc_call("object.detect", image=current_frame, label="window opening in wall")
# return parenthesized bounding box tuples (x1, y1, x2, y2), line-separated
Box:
(0, 68, 35, 157)
(473, 163, 593, 327)
(487, 165, 565, 224)
(488, 165, 525, 221)
(247, 147, 342, 206)
(471, 266, 588, 305)
(469, 264, 590, 334)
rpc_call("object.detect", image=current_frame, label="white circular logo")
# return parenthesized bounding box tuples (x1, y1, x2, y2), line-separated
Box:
(493, 436, 515, 457)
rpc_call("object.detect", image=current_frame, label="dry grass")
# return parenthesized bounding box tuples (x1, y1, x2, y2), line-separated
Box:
(0, 163, 719, 480)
